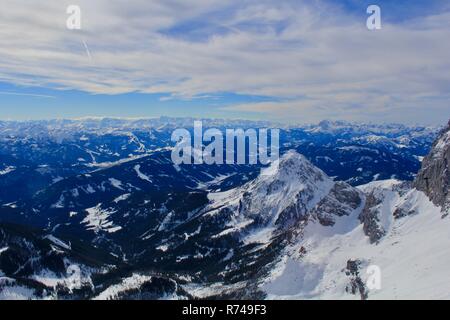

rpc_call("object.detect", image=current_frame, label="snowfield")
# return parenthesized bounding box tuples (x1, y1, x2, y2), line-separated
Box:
(0, 283, 37, 300)
(94, 274, 153, 300)
(82, 204, 122, 233)
(134, 165, 152, 183)
(0, 166, 15, 175)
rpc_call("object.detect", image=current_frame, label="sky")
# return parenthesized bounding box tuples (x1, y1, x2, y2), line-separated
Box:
(0, 0, 449, 125)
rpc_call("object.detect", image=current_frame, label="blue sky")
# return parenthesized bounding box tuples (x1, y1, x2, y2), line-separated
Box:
(0, 82, 274, 120)
(0, 0, 449, 124)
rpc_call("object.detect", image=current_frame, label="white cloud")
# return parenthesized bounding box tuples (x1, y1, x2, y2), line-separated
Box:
(0, 0, 449, 123)
(0, 91, 55, 99)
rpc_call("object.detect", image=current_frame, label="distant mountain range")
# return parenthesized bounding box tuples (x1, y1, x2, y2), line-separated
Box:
(1, 118, 448, 300)
(0, 118, 438, 204)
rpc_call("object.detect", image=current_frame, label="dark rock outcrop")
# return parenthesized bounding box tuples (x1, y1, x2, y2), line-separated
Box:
(414, 121, 450, 214)
(344, 259, 368, 300)
(359, 192, 385, 244)
(313, 182, 363, 227)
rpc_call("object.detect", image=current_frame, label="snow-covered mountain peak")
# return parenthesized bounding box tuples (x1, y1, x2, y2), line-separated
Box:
(206, 150, 360, 243)
(260, 150, 330, 185)
(240, 151, 334, 223)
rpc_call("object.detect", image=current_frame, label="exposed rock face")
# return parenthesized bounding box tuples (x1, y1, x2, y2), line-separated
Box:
(344, 259, 368, 300)
(414, 122, 450, 214)
(312, 182, 363, 227)
(359, 192, 385, 244)
(359, 181, 413, 243)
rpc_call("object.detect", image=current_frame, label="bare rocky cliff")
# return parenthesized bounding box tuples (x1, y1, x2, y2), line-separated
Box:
(414, 120, 450, 215)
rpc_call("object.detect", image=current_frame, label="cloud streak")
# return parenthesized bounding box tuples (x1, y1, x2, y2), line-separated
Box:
(0, 91, 56, 99)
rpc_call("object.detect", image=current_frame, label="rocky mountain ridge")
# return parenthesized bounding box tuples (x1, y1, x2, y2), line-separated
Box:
(415, 121, 450, 214)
